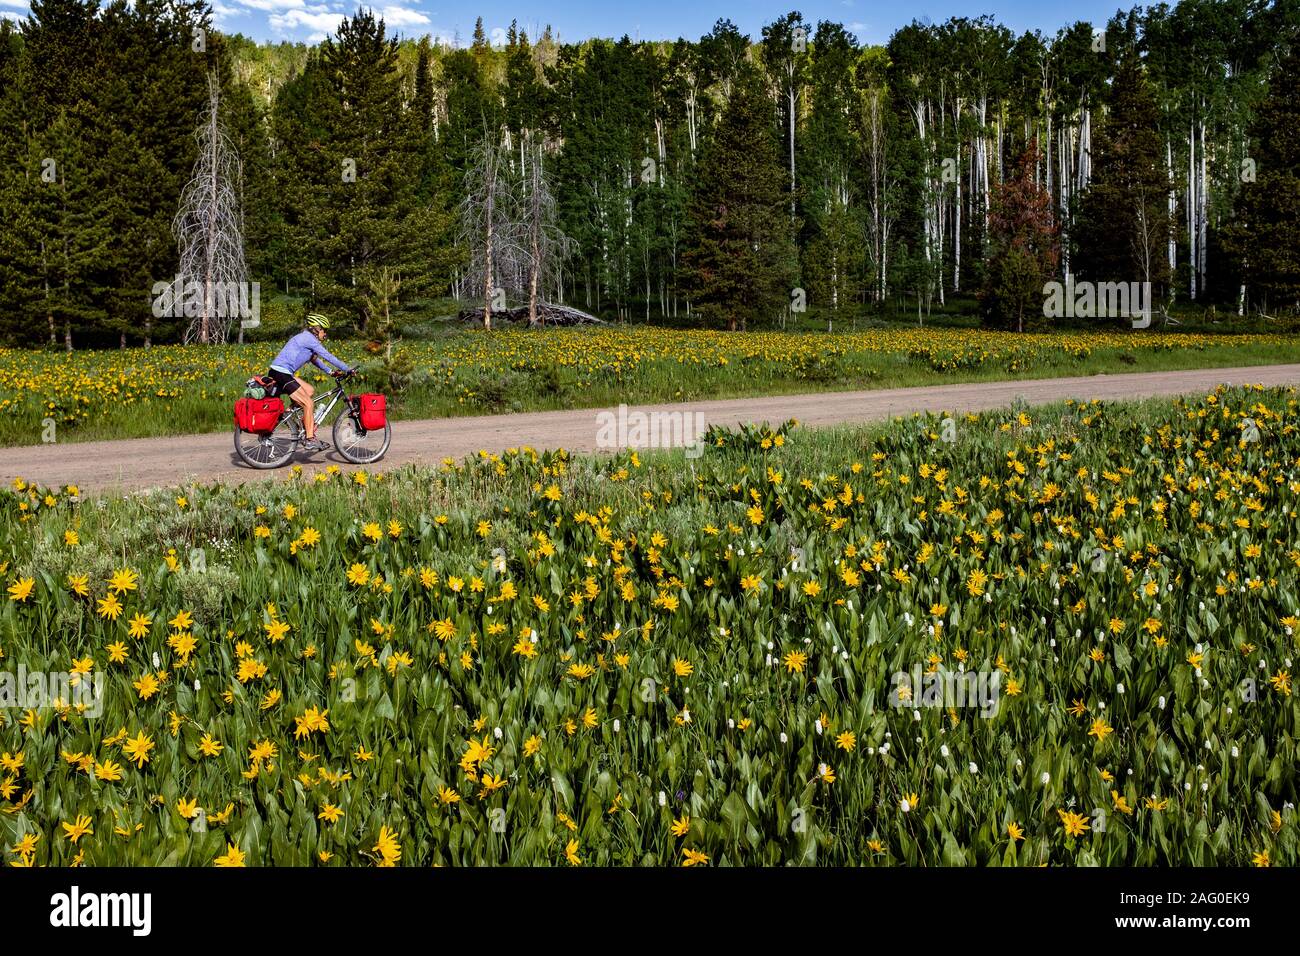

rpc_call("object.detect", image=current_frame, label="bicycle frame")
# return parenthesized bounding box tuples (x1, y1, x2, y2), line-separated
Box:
(280, 382, 352, 431)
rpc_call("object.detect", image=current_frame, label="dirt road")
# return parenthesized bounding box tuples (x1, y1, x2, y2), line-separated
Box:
(4, 363, 1297, 494)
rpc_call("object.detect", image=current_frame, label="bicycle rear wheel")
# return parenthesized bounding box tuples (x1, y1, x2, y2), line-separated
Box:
(234, 414, 302, 469)
(333, 409, 390, 464)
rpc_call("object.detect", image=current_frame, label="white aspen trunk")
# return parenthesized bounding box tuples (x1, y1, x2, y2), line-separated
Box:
(528, 162, 541, 327)
(1188, 119, 1197, 299)
(870, 102, 882, 303)
(1045, 113, 1053, 199)
(484, 153, 496, 330)
(686, 87, 698, 155)
(1040, 110, 1050, 196)
(1166, 139, 1177, 278)
(912, 98, 934, 275)
(1198, 119, 1208, 295)
(936, 180, 946, 307)
(1041, 57, 1052, 198)
(1058, 124, 1070, 276)
(655, 117, 666, 182)
(788, 74, 797, 218)
(830, 248, 838, 332)
(996, 113, 1003, 184)
(979, 97, 990, 238)
(1075, 108, 1091, 194)
(881, 224, 888, 303)
(954, 148, 962, 292)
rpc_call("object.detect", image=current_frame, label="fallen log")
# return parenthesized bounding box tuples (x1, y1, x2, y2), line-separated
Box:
(458, 303, 606, 327)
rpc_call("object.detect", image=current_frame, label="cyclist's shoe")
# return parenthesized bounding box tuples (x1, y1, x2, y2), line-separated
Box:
(300, 438, 329, 452)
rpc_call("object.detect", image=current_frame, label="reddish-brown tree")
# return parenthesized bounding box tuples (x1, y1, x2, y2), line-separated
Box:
(981, 141, 1060, 332)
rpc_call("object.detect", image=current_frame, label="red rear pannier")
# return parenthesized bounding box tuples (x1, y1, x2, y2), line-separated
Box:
(234, 397, 284, 434)
(355, 394, 386, 431)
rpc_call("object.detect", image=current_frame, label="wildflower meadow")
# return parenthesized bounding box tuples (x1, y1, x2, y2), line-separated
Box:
(0, 386, 1295, 866)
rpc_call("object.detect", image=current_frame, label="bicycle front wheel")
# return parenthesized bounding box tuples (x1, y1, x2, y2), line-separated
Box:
(234, 415, 302, 469)
(333, 411, 390, 465)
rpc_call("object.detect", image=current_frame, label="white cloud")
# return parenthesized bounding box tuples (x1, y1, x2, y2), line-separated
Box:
(235, 0, 307, 11)
(378, 5, 430, 28)
(209, 1, 240, 25)
(0, 0, 30, 10)
(269, 8, 348, 36)
(264, 4, 432, 38)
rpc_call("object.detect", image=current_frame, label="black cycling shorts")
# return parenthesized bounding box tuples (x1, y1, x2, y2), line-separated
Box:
(266, 368, 300, 396)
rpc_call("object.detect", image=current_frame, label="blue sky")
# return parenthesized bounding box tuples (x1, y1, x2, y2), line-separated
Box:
(0, 1, 1134, 45)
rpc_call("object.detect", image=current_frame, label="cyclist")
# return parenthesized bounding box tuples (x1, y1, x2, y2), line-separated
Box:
(267, 314, 353, 451)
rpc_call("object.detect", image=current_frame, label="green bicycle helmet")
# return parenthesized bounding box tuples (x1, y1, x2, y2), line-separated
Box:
(306, 313, 331, 330)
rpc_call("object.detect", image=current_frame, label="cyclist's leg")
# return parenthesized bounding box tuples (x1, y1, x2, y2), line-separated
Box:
(271, 371, 314, 440)
(292, 378, 316, 439)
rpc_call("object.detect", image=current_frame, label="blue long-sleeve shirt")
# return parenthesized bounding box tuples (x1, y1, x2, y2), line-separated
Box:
(270, 331, 351, 375)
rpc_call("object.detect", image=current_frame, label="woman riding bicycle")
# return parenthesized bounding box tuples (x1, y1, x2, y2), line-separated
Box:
(267, 313, 353, 451)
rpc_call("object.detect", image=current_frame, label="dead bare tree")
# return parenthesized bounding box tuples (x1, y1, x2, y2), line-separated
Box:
(457, 130, 527, 330)
(521, 142, 575, 327)
(173, 72, 251, 345)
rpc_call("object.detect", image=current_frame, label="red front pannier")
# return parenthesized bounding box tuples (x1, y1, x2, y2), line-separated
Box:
(355, 394, 386, 431)
(234, 397, 284, 434)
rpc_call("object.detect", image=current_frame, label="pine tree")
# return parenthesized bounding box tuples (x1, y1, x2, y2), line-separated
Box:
(403, 35, 458, 304)
(1225, 41, 1300, 313)
(3, 7, 1298, 344)
(440, 46, 497, 184)
(803, 21, 862, 326)
(805, 198, 863, 330)
(31, 110, 115, 350)
(297, 10, 440, 326)
(19, 0, 100, 129)
(0, 19, 39, 343)
(268, 58, 330, 297)
(682, 64, 797, 330)
(1072, 51, 1171, 299)
(5, 0, 104, 347)
(99, 0, 213, 346)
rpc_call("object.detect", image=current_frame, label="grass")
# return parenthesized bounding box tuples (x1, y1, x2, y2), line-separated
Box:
(1, 387, 1296, 865)
(3, 323, 1300, 446)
